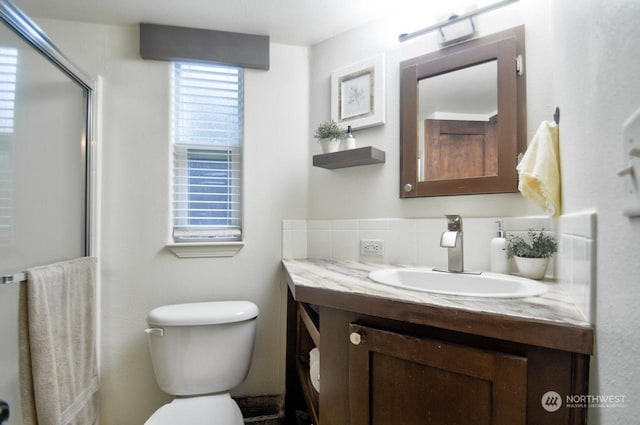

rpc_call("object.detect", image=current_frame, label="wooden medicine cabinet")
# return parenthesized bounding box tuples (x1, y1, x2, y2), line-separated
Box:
(400, 26, 526, 197)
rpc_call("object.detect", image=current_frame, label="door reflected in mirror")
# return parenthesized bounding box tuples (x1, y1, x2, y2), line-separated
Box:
(418, 60, 498, 181)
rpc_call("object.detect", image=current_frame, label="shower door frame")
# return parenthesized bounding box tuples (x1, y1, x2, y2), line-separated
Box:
(0, 0, 97, 258)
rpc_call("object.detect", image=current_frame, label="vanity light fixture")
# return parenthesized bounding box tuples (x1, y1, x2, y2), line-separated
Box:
(398, 0, 519, 43)
(437, 15, 477, 47)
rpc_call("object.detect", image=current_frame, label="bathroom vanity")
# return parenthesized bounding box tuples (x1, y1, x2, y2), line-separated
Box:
(283, 259, 593, 425)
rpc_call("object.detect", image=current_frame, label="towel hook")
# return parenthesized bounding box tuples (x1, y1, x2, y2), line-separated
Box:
(553, 107, 560, 124)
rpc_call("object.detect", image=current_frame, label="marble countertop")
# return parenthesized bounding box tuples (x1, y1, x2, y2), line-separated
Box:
(282, 258, 592, 330)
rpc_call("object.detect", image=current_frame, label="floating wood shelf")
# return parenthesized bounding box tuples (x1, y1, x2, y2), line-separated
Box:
(313, 146, 386, 169)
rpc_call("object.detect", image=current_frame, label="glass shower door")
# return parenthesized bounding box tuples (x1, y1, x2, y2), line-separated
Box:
(0, 2, 94, 423)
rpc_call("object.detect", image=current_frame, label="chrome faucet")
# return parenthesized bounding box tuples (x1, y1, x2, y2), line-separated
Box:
(438, 214, 464, 273)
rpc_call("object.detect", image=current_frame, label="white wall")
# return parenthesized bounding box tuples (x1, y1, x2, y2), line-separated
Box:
(551, 0, 640, 422)
(308, 0, 553, 220)
(35, 20, 310, 425)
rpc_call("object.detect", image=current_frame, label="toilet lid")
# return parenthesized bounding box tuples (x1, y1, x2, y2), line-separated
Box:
(145, 395, 244, 425)
(147, 301, 259, 326)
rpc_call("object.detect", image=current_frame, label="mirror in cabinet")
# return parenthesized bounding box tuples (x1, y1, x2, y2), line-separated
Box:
(400, 25, 526, 197)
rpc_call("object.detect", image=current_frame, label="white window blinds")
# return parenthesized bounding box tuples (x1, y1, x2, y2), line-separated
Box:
(0, 47, 17, 249)
(0, 47, 17, 133)
(172, 62, 243, 242)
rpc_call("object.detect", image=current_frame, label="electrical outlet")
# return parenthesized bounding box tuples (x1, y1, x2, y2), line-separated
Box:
(360, 239, 385, 256)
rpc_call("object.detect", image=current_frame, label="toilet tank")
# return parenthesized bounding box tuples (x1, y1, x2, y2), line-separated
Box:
(146, 301, 259, 396)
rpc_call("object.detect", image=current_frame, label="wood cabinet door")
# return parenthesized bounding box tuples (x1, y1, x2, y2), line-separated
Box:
(349, 324, 527, 425)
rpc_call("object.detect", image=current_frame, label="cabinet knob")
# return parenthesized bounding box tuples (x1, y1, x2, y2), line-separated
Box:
(403, 183, 413, 193)
(350, 332, 362, 345)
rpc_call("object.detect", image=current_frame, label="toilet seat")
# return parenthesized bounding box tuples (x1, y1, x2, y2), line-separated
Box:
(145, 394, 244, 425)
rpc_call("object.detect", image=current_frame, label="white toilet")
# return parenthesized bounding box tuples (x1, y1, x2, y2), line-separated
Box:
(144, 301, 259, 425)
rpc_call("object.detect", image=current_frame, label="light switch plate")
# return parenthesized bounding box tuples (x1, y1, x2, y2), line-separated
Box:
(621, 108, 640, 217)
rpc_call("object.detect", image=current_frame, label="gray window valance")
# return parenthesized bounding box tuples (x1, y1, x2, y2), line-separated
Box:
(140, 23, 269, 70)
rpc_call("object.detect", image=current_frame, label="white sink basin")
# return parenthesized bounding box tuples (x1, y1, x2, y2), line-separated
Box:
(368, 268, 548, 298)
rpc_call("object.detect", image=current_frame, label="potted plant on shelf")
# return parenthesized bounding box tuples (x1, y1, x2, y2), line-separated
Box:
(314, 120, 344, 154)
(506, 229, 558, 280)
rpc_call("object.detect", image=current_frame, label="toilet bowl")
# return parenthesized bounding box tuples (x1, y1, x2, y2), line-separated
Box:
(145, 394, 243, 425)
(144, 301, 259, 425)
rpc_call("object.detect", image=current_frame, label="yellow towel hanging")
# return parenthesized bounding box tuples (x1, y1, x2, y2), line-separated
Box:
(516, 120, 561, 218)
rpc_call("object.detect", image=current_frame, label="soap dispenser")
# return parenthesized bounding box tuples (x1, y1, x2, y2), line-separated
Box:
(343, 125, 356, 150)
(490, 220, 509, 274)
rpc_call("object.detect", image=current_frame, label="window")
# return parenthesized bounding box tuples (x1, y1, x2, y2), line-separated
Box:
(171, 62, 243, 242)
(0, 47, 17, 250)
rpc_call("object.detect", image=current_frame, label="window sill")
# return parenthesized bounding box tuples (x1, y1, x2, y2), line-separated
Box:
(166, 241, 244, 258)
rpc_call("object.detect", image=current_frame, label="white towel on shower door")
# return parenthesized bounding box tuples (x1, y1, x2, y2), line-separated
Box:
(19, 257, 99, 425)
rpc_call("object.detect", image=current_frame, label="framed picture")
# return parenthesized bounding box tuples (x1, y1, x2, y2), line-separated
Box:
(331, 55, 385, 130)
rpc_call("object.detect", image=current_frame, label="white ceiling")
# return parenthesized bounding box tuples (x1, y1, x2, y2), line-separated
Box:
(12, 0, 476, 46)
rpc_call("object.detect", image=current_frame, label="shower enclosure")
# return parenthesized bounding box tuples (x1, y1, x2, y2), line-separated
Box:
(0, 1, 96, 423)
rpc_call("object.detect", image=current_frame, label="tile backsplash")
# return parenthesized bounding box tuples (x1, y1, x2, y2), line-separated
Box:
(283, 212, 597, 324)
(555, 210, 597, 324)
(283, 216, 553, 272)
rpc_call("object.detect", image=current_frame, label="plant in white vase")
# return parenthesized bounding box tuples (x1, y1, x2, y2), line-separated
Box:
(314, 120, 344, 154)
(506, 229, 557, 280)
